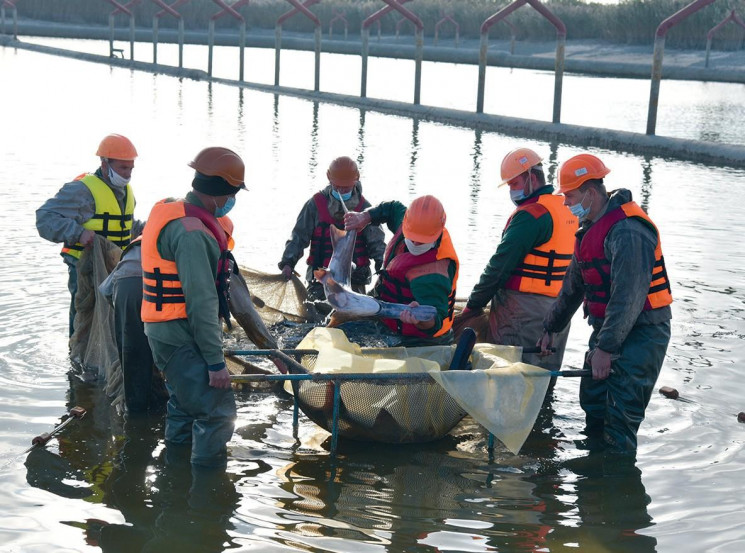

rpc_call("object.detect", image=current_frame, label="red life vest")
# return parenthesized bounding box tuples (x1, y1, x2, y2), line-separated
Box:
(575, 201, 672, 318)
(375, 228, 459, 338)
(504, 194, 577, 297)
(307, 192, 370, 271)
(141, 199, 235, 327)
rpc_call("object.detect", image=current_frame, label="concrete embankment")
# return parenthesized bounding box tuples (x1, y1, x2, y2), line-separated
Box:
(2, 32, 745, 169)
(7, 19, 745, 83)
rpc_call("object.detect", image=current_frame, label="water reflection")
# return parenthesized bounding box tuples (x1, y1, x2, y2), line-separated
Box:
(23, 374, 239, 552)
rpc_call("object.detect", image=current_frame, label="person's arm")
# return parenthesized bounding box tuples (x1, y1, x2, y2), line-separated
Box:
(279, 198, 317, 271)
(595, 219, 658, 354)
(408, 259, 456, 335)
(36, 181, 95, 245)
(466, 209, 552, 310)
(162, 219, 225, 371)
(367, 200, 407, 234)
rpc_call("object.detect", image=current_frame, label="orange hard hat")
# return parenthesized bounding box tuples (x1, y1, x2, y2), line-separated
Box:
(189, 146, 245, 188)
(498, 147, 542, 186)
(558, 154, 610, 194)
(327, 156, 360, 186)
(96, 134, 137, 160)
(402, 195, 446, 243)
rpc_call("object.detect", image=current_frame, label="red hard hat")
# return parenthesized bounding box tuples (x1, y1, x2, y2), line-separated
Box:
(327, 156, 360, 186)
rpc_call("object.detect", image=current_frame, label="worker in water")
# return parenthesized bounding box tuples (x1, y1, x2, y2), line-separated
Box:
(344, 195, 459, 346)
(36, 134, 140, 336)
(279, 156, 386, 302)
(539, 153, 673, 454)
(141, 146, 245, 468)
(455, 147, 577, 374)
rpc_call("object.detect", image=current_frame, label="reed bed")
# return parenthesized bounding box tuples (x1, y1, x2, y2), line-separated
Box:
(10, 0, 745, 49)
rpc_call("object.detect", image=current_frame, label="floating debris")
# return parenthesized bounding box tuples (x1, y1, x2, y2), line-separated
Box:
(659, 386, 679, 400)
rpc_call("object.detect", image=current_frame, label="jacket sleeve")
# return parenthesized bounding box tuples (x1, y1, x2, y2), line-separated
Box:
(409, 259, 457, 336)
(367, 201, 407, 235)
(36, 181, 95, 245)
(595, 219, 658, 353)
(466, 209, 552, 310)
(165, 220, 226, 369)
(543, 257, 585, 334)
(279, 198, 318, 270)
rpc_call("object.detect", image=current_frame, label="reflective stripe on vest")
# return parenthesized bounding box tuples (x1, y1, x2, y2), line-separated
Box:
(307, 192, 370, 271)
(61, 174, 134, 259)
(140, 200, 232, 323)
(375, 227, 459, 338)
(575, 201, 672, 318)
(505, 194, 578, 297)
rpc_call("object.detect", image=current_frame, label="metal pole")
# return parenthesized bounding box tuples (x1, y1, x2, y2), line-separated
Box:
(129, 14, 135, 60)
(208, 19, 215, 77)
(314, 25, 321, 92)
(361, 27, 369, 98)
(13, 5, 17, 39)
(109, 13, 115, 57)
(153, 15, 158, 64)
(330, 381, 341, 454)
(178, 18, 184, 69)
(647, 34, 665, 135)
(274, 24, 281, 86)
(0, 7, 5, 35)
(552, 34, 565, 123)
(239, 20, 245, 82)
(476, 32, 488, 113)
(414, 26, 423, 105)
(705, 36, 712, 68)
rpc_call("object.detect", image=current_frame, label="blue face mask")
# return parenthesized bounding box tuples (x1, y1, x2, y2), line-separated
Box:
(509, 188, 526, 205)
(214, 196, 236, 217)
(568, 192, 591, 221)
(332, 189, 353, 202)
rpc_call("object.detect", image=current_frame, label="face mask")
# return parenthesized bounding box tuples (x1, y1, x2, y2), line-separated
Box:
(509, 188, 526, 205)
(332, 189, 353, 202)
(568, 192, 592, 221)
(214, 196, 236, 217)
(404, 238, 435, 256)
(107, 165, 130, 189)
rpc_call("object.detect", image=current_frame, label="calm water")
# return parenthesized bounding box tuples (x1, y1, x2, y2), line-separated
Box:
(1, 41, 744, 552)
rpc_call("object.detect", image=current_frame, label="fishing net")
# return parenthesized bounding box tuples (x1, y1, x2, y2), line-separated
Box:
(285, 328, 550, 452)
(69, 236, 125, 407)
(239, 267, 320, 325)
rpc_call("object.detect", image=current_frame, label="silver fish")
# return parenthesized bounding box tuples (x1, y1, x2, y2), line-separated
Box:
(315, 225, 437, 323)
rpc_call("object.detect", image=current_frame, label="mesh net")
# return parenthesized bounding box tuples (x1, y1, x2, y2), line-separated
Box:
(69, 236, 125, 407)
(285, 328, 550, 452)
(239, 267, 320, 325)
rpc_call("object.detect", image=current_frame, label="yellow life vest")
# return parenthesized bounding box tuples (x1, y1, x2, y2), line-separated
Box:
(61, 173, 134, 259)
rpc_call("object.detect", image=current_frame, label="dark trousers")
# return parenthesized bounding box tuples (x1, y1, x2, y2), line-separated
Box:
(580, 320, 671, 453)
(114, 277, 163, 413)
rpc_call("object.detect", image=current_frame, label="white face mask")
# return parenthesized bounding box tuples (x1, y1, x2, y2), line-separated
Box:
(107, 165, 130, 189)
(404, 238, 435, 256)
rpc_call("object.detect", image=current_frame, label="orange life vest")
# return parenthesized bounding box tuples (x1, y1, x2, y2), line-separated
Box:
(141, 199, 234, 325)
(504, 194, 577, 297)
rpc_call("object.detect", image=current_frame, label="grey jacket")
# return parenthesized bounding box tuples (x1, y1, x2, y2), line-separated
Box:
(279, 183, 386, 284)
(36, 168, 142, 260)
(544, 188, 672, 354)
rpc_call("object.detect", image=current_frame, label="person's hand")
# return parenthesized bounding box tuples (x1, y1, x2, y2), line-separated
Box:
(537, 331, 554, 357)
(208, 367, 232, 389)
(589, 348, 612, 380)
(400, 301, 434, 328)
(79, 229, 96, 247)
(281, 265, 293, 281)
(344, 211, 371, 232)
